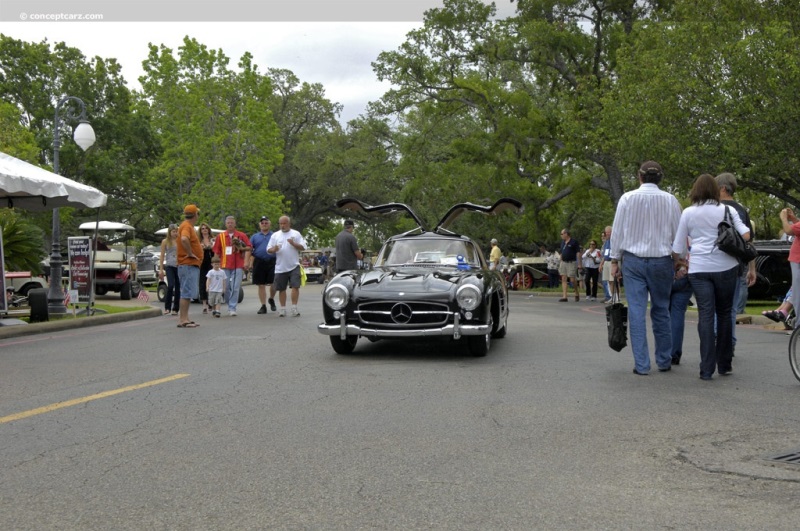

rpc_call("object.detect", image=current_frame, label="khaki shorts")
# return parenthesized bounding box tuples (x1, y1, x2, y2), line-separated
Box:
(602, 261, 613, 282)
(558, 260, 578, 278)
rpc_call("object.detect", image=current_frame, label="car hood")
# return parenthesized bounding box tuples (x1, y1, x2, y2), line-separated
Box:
(352, 266, 470, 295)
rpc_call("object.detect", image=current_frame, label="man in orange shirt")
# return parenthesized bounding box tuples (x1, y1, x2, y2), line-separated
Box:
(177, 204, 202, 328)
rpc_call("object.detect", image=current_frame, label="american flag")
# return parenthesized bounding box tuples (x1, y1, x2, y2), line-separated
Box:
(63, 289, 70, 306)
(137, 289, 150, 303)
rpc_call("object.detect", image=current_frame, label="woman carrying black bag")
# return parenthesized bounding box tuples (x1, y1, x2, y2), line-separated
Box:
(671, 174, 751, 381)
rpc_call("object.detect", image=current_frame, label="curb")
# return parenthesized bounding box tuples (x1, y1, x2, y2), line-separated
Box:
(0, 308, 163, 340)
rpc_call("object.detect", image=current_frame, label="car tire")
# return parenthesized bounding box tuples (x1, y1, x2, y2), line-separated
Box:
(512, 270, 533, 290)
(130, 281, 142, 298)
(493, 315, 507, 339)
(157, 282, 166, 302)
(330, 335, 358, 354)
(120, 280, 132, 300)
(468, 316, 491, 357)
(238, 286, 244, 304)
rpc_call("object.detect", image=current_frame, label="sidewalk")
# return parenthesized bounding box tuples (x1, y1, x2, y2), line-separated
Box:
(0, 293, 162, 340)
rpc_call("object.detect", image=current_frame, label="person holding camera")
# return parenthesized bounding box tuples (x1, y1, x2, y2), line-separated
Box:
(212, 215, 251, 316)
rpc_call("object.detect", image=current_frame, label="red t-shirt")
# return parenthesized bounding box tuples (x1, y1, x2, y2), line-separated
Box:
(212, 230, 251, 269)
(789, 223, 800, 264)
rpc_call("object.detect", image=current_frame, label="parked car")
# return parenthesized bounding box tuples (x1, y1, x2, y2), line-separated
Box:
(750, 239, 792, 301)
(318, 198, 522, 356)
(4, 271, 47, 297)
(135, 245, 160, 286)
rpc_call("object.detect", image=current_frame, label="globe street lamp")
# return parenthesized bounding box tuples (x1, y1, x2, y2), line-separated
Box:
(47, 96, 96, 314)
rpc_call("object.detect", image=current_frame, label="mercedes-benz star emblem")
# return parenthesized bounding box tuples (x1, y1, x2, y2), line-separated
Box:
(390, 303, 413, 324)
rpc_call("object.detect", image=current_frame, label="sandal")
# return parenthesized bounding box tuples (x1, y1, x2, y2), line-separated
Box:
(203, 308, 208, 314)
(762, 310, 786, 323)
(177, 322, 199, 328)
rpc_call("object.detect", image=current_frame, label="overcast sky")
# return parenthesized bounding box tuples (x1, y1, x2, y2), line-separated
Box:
(0, 1, 518, 124)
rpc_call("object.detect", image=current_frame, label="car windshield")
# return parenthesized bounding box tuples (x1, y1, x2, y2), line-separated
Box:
(377, 239, 480, 267)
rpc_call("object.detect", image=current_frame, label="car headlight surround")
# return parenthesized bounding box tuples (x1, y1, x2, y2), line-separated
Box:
(456, 284, 481, 311)
(324, 284, 349, 310)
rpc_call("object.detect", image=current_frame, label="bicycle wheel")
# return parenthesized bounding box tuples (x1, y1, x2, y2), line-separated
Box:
(789, 327, 800, 382)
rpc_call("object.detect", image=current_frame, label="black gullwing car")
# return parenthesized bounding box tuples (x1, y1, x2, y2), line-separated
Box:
(318, 198, 523, 356)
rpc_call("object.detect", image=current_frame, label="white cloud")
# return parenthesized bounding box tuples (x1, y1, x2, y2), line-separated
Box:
(0, 2, 518, 123)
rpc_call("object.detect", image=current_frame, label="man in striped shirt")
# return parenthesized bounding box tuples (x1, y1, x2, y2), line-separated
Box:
(610, 161, 683, 375)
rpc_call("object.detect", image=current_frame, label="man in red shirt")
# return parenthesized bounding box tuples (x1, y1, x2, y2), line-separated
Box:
(177, 204, 202, 328)
(212, 215, 252, 316)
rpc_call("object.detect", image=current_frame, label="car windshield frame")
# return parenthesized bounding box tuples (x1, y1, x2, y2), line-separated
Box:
(376, 237, 483, 268)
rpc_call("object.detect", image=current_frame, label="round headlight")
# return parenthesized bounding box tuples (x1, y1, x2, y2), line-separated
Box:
(456, 284, 481, 311)
(324, 284, 349, 310)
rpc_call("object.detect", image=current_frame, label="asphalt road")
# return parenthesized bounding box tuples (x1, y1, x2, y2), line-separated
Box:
(1, 284, 799, 529)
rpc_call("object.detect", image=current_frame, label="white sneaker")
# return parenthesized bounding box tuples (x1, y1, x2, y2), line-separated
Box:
(279, 310, 286, 317)
(229, 310, 237, 317)
(291, 308, 300, 317)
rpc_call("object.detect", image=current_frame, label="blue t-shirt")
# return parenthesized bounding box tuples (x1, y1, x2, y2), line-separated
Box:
(250, 231, 276, 262)
(602, 239, 612, 260)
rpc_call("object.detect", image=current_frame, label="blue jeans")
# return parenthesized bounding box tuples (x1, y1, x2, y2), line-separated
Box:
(621, 253, 674, 373)
(669, 276, 693, 362)
(164, 265, 180, 312)
(729, 268, 747, 347)
(689, 266, 738, 378)
(224, 268, 243, 312)
(735, 272, 748, 314)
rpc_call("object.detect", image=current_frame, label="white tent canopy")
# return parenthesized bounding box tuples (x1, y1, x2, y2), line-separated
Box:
(0, 151, 107, 211)
(155, 227, 222, 235)
(78, 221, 135, 232)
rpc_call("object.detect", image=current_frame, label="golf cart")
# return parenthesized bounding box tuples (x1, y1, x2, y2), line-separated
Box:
(77, 221, 142, 300)
(300, 250, 325, 284)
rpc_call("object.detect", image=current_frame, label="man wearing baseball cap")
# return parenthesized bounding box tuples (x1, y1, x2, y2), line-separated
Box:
(250, 216, 277, 314)
(177, 204, 202, 328)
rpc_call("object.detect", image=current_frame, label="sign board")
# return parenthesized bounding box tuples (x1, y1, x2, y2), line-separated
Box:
(67, 236, 93, 304)
(0, 228, 6, 313)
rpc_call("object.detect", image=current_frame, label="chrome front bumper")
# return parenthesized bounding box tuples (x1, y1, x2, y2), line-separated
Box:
(317, 313, 489, 340)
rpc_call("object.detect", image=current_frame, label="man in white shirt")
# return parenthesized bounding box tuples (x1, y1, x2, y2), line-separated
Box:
(610, 161, 682, 375)
(267, 216, 307, 317)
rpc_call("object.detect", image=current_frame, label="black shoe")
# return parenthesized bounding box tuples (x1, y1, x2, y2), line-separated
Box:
(268, 298, 277, 312)
(632, 369, 648, 376)
(658, 366, 671, 372)
(671, 356, 681, 366)
(718, 368, 732, 376)
(257, 305, 267, 314)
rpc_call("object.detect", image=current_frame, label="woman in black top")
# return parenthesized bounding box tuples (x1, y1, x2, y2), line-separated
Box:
(198, 222, 215, 314)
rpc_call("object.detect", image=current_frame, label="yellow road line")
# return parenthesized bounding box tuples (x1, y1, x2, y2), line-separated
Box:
(0, 373, 190, 424)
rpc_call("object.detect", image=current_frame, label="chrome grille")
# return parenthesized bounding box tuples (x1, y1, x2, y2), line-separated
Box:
(356, 301, 451, 327)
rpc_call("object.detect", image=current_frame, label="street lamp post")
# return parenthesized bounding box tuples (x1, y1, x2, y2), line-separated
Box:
(47, 96, 96, 314)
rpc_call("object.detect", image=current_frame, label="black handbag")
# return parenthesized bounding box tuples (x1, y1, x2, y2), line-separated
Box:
(605, 280, 628, 352)
(716, 206, 758, 262)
